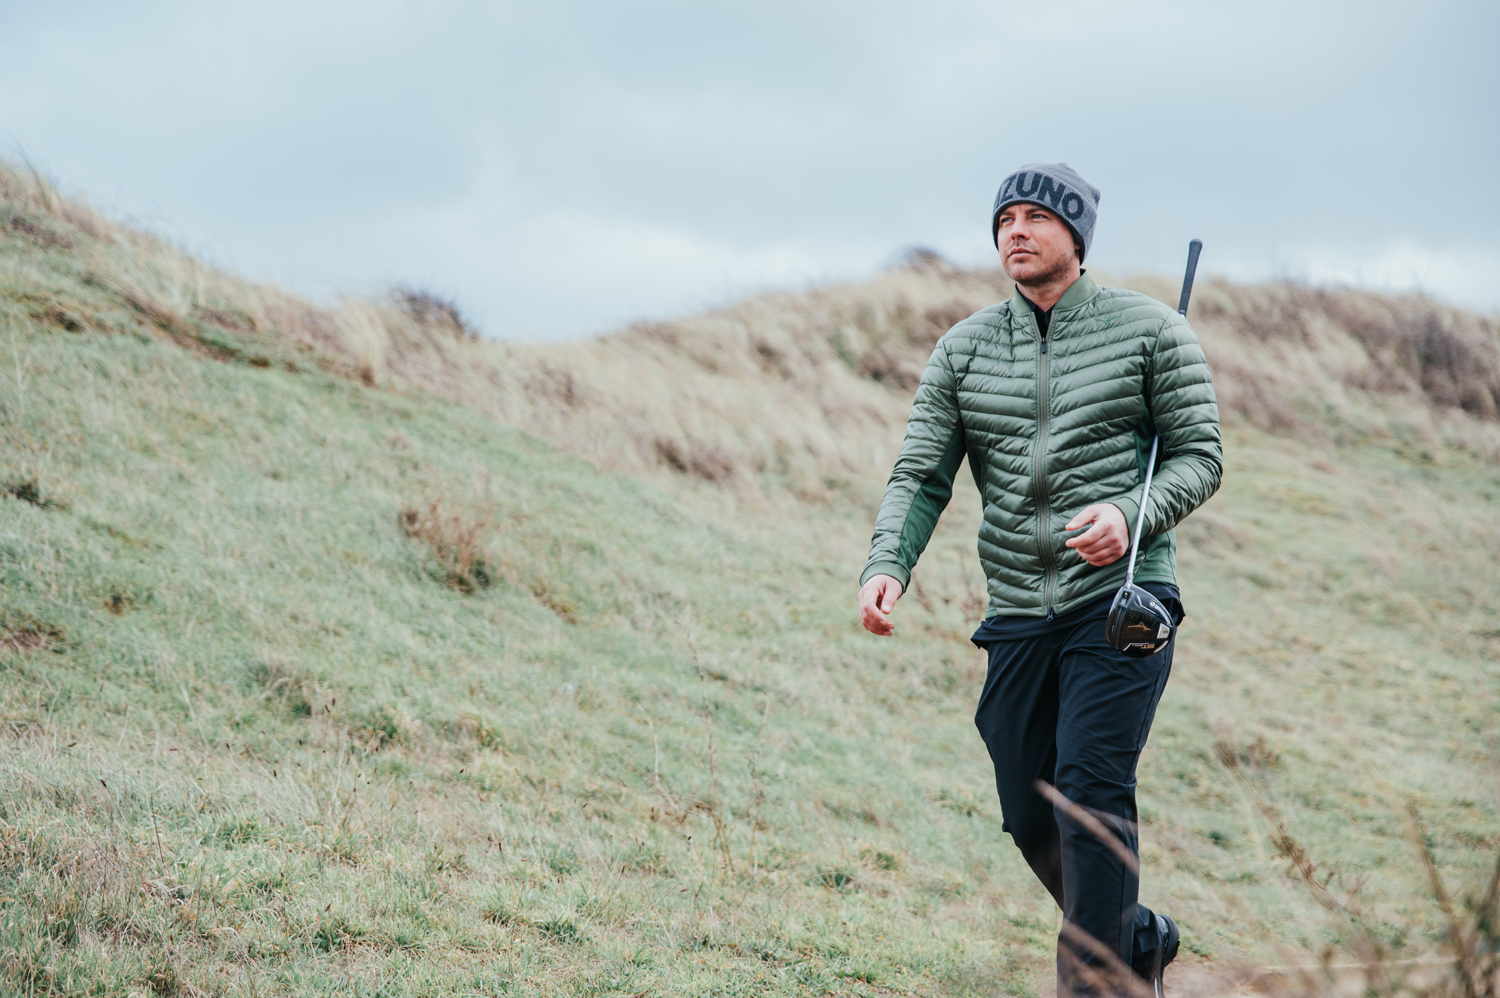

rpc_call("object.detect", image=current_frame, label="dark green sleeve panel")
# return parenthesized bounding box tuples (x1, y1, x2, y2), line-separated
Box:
(861, 341, 965, 590)
(897, 427, 966, 568)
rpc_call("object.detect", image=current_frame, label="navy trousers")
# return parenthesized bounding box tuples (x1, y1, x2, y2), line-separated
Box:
(973, 596, 1177, 993)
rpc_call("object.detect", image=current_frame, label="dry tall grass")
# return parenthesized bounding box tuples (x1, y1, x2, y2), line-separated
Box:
(6, 158, 1497, 502)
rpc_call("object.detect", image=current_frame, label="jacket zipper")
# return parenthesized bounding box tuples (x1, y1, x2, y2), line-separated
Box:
(1034, 323, 1056, 619)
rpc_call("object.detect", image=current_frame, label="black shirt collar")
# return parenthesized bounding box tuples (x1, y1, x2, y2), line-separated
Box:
(1016, 289, 1053, 336)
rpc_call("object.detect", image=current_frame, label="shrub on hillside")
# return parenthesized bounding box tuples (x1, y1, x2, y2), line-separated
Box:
(390, 286, 477, 341)
(398, 498, 494, 593)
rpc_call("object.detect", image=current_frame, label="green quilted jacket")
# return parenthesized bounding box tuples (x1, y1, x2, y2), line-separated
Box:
(861, 273, 1222, 618)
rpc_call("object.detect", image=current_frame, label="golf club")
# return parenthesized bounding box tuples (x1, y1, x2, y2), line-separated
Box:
(1104, 239, 1202, 656)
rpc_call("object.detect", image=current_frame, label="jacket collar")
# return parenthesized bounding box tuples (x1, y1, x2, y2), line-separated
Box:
(1009, 271, 1100, 327)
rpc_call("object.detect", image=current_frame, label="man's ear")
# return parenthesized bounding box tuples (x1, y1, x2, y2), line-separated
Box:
(1074, 240, 1085, 262)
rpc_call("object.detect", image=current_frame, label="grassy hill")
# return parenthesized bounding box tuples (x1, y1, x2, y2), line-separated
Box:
(2, 159, 1500, 997)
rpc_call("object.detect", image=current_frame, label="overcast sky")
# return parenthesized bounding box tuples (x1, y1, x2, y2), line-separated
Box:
(3, 0, 1496, 340)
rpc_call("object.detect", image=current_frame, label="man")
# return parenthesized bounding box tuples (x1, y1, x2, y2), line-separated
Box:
(857, 162, 1221, 996)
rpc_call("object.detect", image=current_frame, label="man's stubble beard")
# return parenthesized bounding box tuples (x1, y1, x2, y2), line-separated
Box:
(1005, 247, 1077, 292)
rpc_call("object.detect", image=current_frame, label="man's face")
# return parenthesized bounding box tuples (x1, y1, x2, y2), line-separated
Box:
(995, 202, 1079, 284)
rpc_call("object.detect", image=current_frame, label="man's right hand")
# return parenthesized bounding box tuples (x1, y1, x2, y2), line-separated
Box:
(858, 575, 904, 636)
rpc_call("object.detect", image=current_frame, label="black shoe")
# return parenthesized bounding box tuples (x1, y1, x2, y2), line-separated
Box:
(1149, 914, 1180, 997)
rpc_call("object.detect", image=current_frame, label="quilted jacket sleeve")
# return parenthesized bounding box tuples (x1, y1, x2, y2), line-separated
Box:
(1102, 313, 1222, 542)
(860, 340, 968, 590)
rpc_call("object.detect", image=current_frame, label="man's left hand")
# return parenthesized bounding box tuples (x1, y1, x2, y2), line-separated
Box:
(1064, 504, 1129, 567)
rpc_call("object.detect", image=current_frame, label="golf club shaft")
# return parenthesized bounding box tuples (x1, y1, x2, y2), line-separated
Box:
(1128, 240, 1204, 583)
(1126, 436, 1158, 586)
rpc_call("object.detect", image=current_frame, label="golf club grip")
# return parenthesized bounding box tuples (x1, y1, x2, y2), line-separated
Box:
(1177, 239, 1203, 316)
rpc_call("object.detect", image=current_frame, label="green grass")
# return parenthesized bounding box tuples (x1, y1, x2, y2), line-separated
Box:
(0, 307, 1056, 996)
(3, 188, 1500, 996)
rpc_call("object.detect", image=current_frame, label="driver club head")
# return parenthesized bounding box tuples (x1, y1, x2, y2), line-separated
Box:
(1105, 583, 1176, 658)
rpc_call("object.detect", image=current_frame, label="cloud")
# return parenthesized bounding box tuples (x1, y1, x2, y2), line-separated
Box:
(353, 199, 879, 339)
(1256, 242, 1500, 313)
(2, 0, 1495, 338)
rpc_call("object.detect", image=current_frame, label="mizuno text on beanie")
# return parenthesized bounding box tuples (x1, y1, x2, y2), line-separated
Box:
(992, 163, 1101, 261)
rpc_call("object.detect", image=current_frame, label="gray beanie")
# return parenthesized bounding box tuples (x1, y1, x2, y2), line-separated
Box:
(992, 162, 1101, 261)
